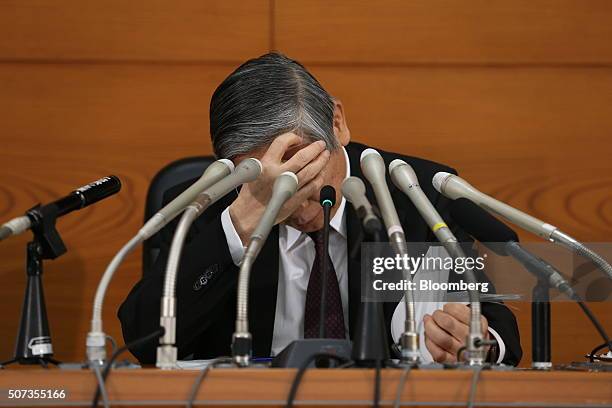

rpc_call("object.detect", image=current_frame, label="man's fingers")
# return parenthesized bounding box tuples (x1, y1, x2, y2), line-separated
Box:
(282, 140, 327, 173)
(264, 133, 303, 161)
(425, 335, 456, 363)
(443, 303, 490, 338)
(424, 314, 464, 357)
(432, 310, 469, 344)
(443, 303, 471, 325)
(294, 149, 330, 187)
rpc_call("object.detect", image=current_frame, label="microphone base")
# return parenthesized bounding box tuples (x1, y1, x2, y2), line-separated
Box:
(155, 345, 177, 369)
(271, 339, 352, 368)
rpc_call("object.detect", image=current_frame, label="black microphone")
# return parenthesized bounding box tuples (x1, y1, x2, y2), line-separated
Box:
(318, 185, 336, 338)
(449, 198, 575, 296)
(450, 197, 612, 366)
(0, 175, 122, 241)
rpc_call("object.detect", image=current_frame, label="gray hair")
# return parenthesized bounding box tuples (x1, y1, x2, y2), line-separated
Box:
(210, 52, 339, 159)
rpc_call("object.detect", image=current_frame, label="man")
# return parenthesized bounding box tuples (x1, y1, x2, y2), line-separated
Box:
(119, 53, 522, 365)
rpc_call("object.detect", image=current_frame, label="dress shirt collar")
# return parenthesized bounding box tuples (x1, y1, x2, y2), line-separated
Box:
(284, 146, 350, 250)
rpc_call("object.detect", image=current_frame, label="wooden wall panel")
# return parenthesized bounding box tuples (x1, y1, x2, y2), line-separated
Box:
(0, 63, 235, 361)
(0, 0, 270, 61)
(0, 1, 611, 367)
(275, 0, 612, 64)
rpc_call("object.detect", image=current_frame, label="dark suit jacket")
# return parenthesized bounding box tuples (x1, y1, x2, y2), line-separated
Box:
(118, 141, 522, 365)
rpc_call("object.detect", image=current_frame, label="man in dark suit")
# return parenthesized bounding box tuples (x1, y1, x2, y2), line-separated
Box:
(119, 52, 522, 365)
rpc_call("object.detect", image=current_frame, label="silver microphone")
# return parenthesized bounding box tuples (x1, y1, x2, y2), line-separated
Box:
(140, 159, 234, 239)
(433, 172, 612, 281)
(359, 148, 420, 364)
(157, 158, 263, 369)
(233, 171, 299, 366)
(341, 177, 380, 234)
(86, 159, 234, 365)
(390, 160, 486, 364)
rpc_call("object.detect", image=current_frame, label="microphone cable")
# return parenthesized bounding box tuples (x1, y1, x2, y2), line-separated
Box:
(467, 365, 483, 408)
(186, 356, 235, 408)
(285, 353, 349, 408)
(92, 327, 165, 408)
(392, 365, 411, 408)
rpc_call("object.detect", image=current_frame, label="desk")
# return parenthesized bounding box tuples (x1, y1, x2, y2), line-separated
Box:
(0, 368, 611, 407)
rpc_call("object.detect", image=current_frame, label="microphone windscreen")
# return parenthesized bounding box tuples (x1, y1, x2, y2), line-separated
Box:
(320, 185, 336, 207)
(449, 198, 519, 255)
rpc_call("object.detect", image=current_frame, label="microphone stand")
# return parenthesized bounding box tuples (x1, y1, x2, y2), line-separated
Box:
(352, 223, 390, 367)
(532, 278, 552, 369)
(1, 204, 64, 367)
(318, 201, 331, 338)
(271, 190, 351, 368)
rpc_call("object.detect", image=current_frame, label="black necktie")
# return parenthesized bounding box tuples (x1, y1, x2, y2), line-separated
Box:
(304, 230, 346, 339)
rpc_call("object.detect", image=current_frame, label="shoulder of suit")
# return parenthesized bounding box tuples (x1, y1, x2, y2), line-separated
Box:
(346, 141, 459, 178)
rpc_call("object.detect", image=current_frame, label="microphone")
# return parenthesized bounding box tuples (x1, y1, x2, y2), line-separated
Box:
(86, 159, 234, 365)
(449, 197, 612, 363)
(233, 171, 299, 366)
(0, 176, 121, 242)
(341, 180, 390, 366)
(389, 160, 486, 365)
(433, 172, 612, 281)
(341, 177, 381, 236)
(448, 198, 576, 298)
(157, 157, 262, 369)
(317, 185, 336, 339)
(140, 159, 234, 239)
(390, 160, 457, 245)
(359, 148, 420, 364)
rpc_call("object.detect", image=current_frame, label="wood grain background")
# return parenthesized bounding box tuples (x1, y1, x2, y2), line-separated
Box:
(0, 0, 610, 366)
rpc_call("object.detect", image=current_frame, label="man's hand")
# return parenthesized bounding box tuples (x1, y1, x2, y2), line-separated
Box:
(228, 132, 330, 243)
(424, 303, 489, 363)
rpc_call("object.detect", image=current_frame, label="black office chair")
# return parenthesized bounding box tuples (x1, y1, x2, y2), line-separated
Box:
(143, 156, 216, 275)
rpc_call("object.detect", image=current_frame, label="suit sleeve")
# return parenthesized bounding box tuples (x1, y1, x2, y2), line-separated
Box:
(117, 195, 240, 364)
(433, 168, 523, 366)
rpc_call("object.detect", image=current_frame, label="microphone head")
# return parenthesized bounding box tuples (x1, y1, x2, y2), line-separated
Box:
(360, 148, 387, 184)
(341, 176, 367, 204)
(200, 159, 235, 181)
(273, 171, 299, 197)
(75, 175, 122, 207)
(450, 198, 519, 255)
(235, 157, 263, 183)
(360, 147, 382, 162)
(432, 171, 453, 193)
(216, 158, 235, 172)
(389, 159, 419, 188)
(320, 185, 336, 207)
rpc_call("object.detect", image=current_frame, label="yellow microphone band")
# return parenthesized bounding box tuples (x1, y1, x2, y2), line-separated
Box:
(432, 222, 447, 232)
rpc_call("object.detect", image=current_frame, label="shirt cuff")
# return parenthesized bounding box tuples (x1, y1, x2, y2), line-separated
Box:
(220, 207, 246, 266)
(487, 326, 506, 364)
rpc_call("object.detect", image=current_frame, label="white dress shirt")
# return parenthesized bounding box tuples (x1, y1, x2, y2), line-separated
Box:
(220, 147, 506, 362)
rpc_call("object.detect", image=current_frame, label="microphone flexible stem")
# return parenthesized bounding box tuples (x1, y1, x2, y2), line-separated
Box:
(442, 240, 484, 362)
(163, 196, 211, 299)
(236, 238, 262, 333)
(550, 230, 612, 281)
(87, 234, 143, 363)
(389, 233, 417, 337)
(91, 234, 143, 333)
